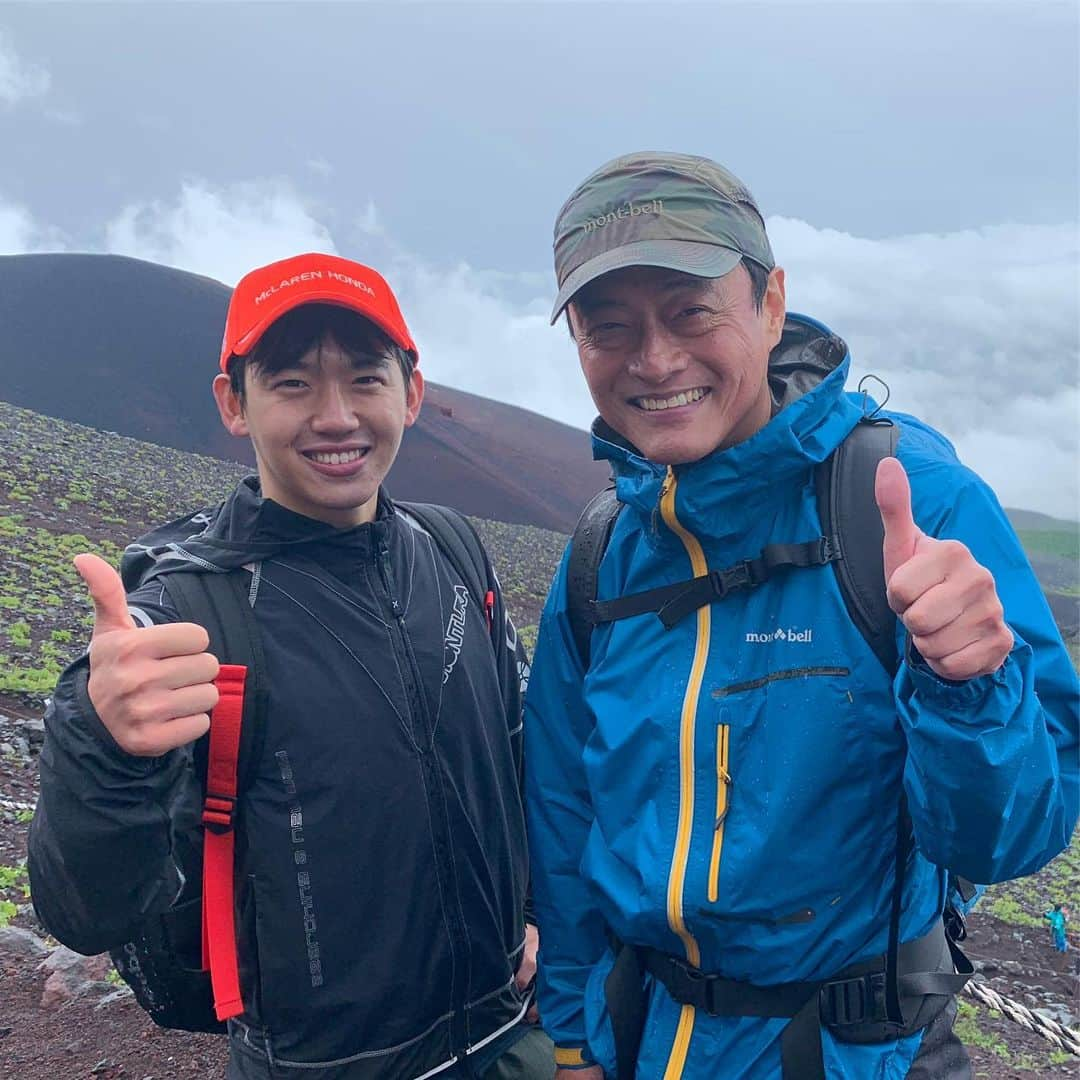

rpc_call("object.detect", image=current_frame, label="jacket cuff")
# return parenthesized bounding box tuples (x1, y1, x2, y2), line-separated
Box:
(902, 634, 1014, 712)
(554, 1045, 596, 1069)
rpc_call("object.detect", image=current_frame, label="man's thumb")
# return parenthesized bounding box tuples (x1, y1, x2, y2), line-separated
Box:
(74, 553, 136, 635)
(875, 457, 921, 581)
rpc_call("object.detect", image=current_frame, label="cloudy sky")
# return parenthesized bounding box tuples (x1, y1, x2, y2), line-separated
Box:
(1, 1, 1077, 518)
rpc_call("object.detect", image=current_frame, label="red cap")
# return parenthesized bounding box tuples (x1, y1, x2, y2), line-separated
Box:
(219, 253, 418, 371)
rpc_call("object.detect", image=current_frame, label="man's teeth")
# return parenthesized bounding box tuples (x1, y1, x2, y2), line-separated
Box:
(637, 388, 707, 412)
(309, 449, 365, 465)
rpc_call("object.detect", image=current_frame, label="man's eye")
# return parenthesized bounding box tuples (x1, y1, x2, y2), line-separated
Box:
(354, 376, 382, 386)
(272, 378, 307, 389)
(677, 306, 708, 319)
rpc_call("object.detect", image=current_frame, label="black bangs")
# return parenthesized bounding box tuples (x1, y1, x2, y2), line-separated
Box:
(227, 303, 416, 398)
(248, 304, 397, 377)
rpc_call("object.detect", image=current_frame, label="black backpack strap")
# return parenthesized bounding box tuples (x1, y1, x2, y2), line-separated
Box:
(816, 418, 901, 677)
(592, 538, 840, 631)
(397, 502, 496, 635)
(567, 486, 622, 668)
(160, 569, 268, 792)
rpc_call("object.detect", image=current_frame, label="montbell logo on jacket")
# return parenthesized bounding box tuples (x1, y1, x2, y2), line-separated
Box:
(524, 313, 1080, 1080)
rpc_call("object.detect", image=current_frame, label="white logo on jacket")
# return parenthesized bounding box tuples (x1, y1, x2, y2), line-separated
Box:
(745, 626, 814, 644)
(443, 586, 469, 684)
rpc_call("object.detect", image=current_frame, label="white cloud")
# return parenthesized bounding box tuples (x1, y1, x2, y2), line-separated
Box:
(0, 194, 66, 254)
(103, 180, 337, 285)
(387, 256, 594, 434)
(356, 199, 383, 236)
(0, 30, 50, 106)
(769, 217, 1079, 519)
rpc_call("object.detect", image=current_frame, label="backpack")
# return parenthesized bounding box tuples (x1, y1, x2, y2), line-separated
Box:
(109, 502, 499, 1033)
(566, 417, 979, 1080)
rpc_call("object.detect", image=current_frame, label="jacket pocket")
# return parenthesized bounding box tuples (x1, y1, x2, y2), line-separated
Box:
(703, 667, 853, 914)
(711, 666, 851, 699)
(237, 874, 265, 1023)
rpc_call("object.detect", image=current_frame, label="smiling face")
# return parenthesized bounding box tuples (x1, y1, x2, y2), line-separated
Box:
(568, 263, 786, 465)
(213, 315, 423, 528)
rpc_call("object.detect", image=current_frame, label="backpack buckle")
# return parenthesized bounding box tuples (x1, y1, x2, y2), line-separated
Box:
(711, 560, 755, 599)
(820, 972, 886, 1026)
(658, 955, 720, 1013)
(202, 793, 237, 835)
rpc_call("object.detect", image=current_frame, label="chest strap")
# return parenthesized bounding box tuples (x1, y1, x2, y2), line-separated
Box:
(591, 537, 841, 631)
(640, 920, 972, 1079)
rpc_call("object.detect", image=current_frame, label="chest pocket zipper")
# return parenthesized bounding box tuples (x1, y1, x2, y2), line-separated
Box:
(711, 666, 851, 699)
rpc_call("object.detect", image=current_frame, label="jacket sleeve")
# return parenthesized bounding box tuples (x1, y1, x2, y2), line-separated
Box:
(27, 580, 203, 956)
(894, 427, 1080, 885)
(524, 548, 607, 1067)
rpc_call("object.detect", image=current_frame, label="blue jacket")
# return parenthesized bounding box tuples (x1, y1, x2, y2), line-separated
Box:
(524, 315, 1079, 1079)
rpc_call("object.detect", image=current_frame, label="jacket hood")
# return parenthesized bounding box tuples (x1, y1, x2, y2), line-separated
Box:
(120, 475, 394, 591)
(590, 313, 866, 526)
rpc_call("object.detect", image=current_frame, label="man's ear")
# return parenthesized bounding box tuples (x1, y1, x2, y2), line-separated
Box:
(762, 267, 787, 349)
(212, 373, 249, 437)
(403, 368, 424, 428)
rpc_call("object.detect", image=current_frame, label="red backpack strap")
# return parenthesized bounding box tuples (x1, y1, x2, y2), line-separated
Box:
(201, 663, 247, 1022)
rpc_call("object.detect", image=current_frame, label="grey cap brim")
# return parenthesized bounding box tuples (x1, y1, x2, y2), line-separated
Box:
(549, 239, 743, 324)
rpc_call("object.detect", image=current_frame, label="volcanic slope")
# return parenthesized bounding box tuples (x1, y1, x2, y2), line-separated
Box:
(0, 252, 609, 533)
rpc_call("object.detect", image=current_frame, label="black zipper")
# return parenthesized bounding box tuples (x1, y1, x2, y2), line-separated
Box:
(375, 541, 473, 1055)
(711, 666, 851, 699)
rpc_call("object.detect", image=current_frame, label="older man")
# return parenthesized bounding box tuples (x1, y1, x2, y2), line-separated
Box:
(524, 152, 1078, 1080)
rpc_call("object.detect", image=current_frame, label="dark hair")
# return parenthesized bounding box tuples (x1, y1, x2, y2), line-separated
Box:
(227, 303, 416, 401)
(742, 257, 770, 312)
(565, 256, 772, 338)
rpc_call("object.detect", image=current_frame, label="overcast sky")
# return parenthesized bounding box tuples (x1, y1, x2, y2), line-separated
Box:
(1, 1, 1077, 518)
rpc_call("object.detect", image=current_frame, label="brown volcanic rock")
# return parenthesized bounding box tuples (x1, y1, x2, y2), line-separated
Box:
(0, 252, 608, 532)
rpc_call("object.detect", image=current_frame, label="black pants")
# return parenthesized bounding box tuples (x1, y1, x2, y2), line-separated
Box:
(904, 999, 971, 1080)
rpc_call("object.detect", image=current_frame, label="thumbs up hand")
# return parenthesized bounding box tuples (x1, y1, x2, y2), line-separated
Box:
(874, 459, 1013, 681)
(75, 554, 219, 756)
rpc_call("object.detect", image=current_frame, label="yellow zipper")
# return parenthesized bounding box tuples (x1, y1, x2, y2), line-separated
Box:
(658, 467, 710, 1080)
(708, 725, 731, 903)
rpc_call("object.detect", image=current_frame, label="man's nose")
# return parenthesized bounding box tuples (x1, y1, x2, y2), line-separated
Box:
(630, 324, 689, 383)
(310, 383, 360, 432)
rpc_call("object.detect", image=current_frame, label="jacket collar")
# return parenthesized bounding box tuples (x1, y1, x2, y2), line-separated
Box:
(122, 476, 398, 589)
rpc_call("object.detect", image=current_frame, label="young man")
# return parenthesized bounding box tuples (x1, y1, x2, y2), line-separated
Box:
(523, 153, 1079, 1079)
(29, 254, 552, 1080)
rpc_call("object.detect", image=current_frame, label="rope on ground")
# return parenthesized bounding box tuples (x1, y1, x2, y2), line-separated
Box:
(964, 978, 1080, 1057)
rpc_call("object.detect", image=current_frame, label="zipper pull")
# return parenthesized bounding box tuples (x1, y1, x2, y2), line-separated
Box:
(654, 467, 676, 535)
(378, 544, 401, 615)
(659, 466, 674, 505)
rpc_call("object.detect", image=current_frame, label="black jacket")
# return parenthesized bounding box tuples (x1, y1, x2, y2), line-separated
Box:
(29, 479, 532, 1077)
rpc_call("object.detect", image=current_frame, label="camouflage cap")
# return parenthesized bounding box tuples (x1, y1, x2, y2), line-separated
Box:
(550, 151, 775, 323)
